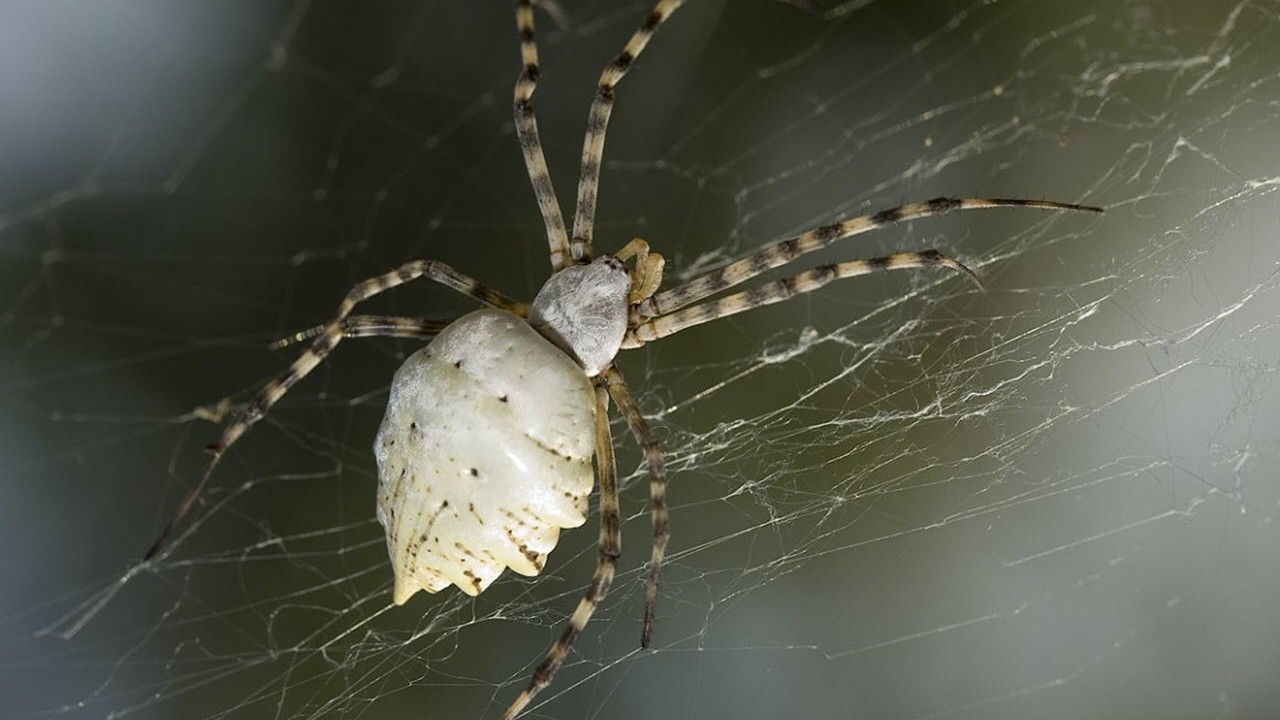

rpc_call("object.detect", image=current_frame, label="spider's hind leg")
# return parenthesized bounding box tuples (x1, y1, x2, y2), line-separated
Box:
(602, 365, 668, 649)
(501, 382, 621, 720)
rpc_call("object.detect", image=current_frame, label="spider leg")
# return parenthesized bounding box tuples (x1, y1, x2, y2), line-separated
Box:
(569, 0, 685, 263)
(624, 249, 976, 346)
(502, 381, 620, 720)
(271, 315, 452, 348)
(143, 261, 521, 561)
(635, 197, 1103, 319)
(336, 315, 450, 339)
(601, 365, 668, 649)
(514, 0, 572, 271)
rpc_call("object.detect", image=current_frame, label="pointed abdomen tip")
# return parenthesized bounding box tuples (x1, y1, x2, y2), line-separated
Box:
(392, 576, 418, 606)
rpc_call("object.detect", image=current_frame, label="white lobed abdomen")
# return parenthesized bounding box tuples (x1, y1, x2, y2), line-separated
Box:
(374, 309, 596, 605)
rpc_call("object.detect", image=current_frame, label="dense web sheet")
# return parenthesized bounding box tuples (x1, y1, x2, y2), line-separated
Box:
(3, 1, 1279, 719)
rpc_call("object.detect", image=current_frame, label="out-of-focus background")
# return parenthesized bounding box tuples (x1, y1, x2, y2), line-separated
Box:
(3, 1, 1278, 719)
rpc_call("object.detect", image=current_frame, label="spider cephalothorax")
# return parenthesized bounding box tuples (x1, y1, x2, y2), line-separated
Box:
(144, 1, 1101, 718)
(529, 256, 631, 375)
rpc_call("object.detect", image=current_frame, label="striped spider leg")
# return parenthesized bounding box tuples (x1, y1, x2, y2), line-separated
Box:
(623, 197, 1103, 346)
(568, 0, 685, 263)
(500, 381, 622, 720)
(274, 315, 453, 348)
(514, 0, 684, 269)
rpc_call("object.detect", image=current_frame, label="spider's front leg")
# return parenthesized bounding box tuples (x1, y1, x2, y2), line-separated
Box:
(623, 249, 979, 347)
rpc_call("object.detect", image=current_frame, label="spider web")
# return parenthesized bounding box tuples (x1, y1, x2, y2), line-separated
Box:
(4, 1, 1279, 718)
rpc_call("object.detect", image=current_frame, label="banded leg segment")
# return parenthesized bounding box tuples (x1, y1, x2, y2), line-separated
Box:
(515, 0, 572, 271)
(570, 0, 686, 262)
(602, 365, 668, 649)
(501, 382, 621, 720)
(636, 197, 1103, 319)
(144, 261, 518, 560)
(327, 315, 450, 340)
(624, 250, 976, 347)
(273, 315, 452, 348)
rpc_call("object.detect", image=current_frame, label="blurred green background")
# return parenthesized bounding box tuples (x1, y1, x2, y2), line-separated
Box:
(3, 1, 1278, 719)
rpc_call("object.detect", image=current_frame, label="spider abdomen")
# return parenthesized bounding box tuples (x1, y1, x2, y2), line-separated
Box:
(374, 308, 596, 605)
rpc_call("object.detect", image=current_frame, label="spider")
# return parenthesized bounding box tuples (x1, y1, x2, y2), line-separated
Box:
(143, 1, 1102, 718)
